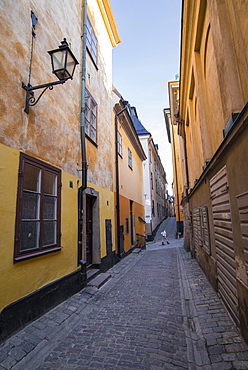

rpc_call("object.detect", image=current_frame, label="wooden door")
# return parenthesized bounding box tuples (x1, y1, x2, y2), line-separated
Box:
(105, 219, 112, 255)
(210, 166, 238, 322)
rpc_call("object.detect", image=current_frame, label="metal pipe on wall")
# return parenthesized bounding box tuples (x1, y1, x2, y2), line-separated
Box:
(78, 0, 88, 264)
(80, 0, 88, 190)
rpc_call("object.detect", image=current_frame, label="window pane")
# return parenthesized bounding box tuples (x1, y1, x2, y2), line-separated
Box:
(44, 171, 57, 195)
(23, 164, 40, 191)
(85, 121, 90, 136)
(22, 192, 39, 219)
(92, 33, 97, 45)
(20, 221, 39, 251)
(85, 103, 91, 121)
(85, 90, 97, 143)
(43, 195, 56, 219)
(92, 114, 97, 129)
(91, 127, 97, 142)
(86, 37, 91, 50)
(86, 17, 97, 64)
(43, 221, 56, 246)
(92, 102, 97, 115)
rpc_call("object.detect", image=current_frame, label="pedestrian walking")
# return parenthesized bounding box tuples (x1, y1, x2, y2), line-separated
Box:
(161, 229, 170, 245)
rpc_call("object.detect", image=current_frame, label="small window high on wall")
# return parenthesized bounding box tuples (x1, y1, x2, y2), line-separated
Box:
(85, 89, 98, 144)
(86, 16, 98, 66)
(128, 148, 133, 169)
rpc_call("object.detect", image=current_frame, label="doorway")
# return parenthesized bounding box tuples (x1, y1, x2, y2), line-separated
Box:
(84, 188, 101, 266)
(86, 195, 93, 265)
(130, 200, 135, 245)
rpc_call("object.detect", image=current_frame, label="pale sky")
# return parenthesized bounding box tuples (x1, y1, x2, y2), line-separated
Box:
(109, 0, 182, 194)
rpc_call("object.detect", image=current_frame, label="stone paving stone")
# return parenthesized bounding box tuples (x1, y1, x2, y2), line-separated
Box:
(19, 341, 35, 354)
(32, 321, 47, 330)
(0, 353, 7, 363)
(31, 328, 47, 340)
(8, 348, 25, 362)
(1, 356, 16, 370)
(21, 333, 41, 347)
(0, 344, 13, 355)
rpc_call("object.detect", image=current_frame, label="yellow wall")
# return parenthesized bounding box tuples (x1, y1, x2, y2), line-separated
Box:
(119, 195, 131, 251)
(0, 0, 82, 177)
(0, 143, 116, 311)
(133, 201, 146, 246)
(0, 144, 19, 310)
(116, 113, 145, 251)
(119, 195, 145, 252)
(179, 0, 248, 340)
(0, 144, 80, 311)
(168, 82, 184, 223)
(0, 0, 119, 319)
(180, 0, 248, 186)
(118, 126, 145, 206)
(85, 1, 116, 191)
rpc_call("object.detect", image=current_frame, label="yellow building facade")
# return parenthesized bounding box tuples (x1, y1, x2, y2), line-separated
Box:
(113, 92, 146, 255)
(0, 0, 120, 342)
(164, 81, 184, 238)
(131, 108, 168, 240)
(178, 0, 248, 341)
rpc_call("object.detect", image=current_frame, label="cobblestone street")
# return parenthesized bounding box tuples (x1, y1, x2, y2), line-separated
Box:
(1, 219, 248, 369)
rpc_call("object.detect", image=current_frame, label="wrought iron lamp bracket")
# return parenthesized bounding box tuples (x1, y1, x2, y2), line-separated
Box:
(22, 80, 65, 114)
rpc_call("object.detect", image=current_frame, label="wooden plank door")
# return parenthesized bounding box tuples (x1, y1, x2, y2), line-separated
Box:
(210, 166, 238, 322)
(105, 219, 112, 255)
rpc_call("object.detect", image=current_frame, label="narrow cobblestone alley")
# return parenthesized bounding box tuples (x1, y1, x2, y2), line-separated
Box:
(0, 219, 248, 370)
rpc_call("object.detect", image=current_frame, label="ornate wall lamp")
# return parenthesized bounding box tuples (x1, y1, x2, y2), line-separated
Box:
(22, 38, 79, 113)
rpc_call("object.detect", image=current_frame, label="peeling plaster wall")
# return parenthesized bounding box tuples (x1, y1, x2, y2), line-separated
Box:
(0, 0, 82, 177)
(0, 0, 81, 175)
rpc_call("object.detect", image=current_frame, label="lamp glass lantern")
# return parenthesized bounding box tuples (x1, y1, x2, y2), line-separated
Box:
(48, 38, 79, 81)
(22, 38, 79, 113)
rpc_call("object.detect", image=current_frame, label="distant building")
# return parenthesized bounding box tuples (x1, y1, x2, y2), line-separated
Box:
(131, 108, 168, 240)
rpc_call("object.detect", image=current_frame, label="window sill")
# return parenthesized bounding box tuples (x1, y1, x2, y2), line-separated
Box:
(14, 246, 62, 263)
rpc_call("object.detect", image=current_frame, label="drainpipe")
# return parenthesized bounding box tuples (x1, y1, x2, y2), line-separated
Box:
(78, 0, 88, 266)
(114, 102, 128, 256)
(174, 112, 190, 237)
(171, 116, 181, 238)
(80, 0, 88, 191)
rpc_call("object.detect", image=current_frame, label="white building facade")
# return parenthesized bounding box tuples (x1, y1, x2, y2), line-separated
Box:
(130, 107, 167, 240)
